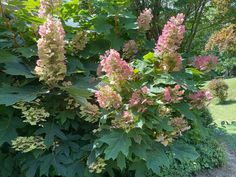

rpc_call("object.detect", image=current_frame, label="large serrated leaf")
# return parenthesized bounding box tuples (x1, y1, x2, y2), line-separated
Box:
(99, 130, 131, 160)
(171, 141, 199, 163)
(0, 50, 19, 63)
(173, 102, 197, 120)
(3, 62, 35, 78)
(129, 160, 147, 177)
(0, 117, 22, 145)
(0, 84, 44, 106)
(35, 122, 67, 147)
(146, 144, 169, 175)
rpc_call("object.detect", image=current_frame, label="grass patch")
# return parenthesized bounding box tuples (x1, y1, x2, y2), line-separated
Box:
(207, 77, 236, 125)
(206, 77, 236, 151)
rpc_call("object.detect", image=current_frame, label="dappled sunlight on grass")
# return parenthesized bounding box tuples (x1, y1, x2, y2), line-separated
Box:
(206, 78, 236, 151)
(207, 77, 236, 125)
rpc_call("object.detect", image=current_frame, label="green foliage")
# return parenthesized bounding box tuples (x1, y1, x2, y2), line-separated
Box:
(208, 78, 229, 102)
(147, 138, 226, 177)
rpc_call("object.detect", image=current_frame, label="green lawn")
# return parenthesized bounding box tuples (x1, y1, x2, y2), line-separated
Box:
(207, 77, 236, 126)
(206, 77, 236, 151)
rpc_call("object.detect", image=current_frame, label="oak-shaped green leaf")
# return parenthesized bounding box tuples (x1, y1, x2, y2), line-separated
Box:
(93, 16, 113, 34)
(0, 116, 23, 145)
(117, 153, 126, 171)
(3, 62, 35, 78)
(0, 50, 19, 63)
(15, 47, 37, 58)
(173, 102, 197, 120)
(146, 145, 169, 175)
(0, 84, 44, 106)
(171, 141, 199, 163)
(129, 160, 147, 177)
(35, 122, 67, 147)
(99, 130, 131, 160)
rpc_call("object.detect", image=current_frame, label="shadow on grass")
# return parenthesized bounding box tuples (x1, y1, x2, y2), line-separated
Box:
(213, 122, 236, 152)
(215, 99, 236, 105)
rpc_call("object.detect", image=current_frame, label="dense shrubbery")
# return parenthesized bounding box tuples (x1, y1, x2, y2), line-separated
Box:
(0, 1, 228, 177)
(147, 138, 226, 177)
(208, 78, 229, 102)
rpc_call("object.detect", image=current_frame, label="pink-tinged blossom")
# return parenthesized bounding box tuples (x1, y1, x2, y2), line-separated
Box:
(95, 85, 122, 109)
(35, 16, 66, 86)
(154, 13, 185, 72)
(194, 55, 218, 72)
(155, 13, 185, 54)
(164, 87, 172, 102)
(38, 0, 62, 18)
(141, 86, 149, 94)
(137, 8, 153, 31)
(123, 111, 134, 123)
(163, 85, 185, 103)
(100, 49, 133, 85)
(160, 52, 182, 72)
(189, 90, 213, 109)
(129, 86, 152, 112)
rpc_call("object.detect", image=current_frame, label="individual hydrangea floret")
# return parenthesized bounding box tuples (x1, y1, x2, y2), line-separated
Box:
(80, 102, 100, 123)
(155, 117, 190, 146)
(170, 117, 191, 136)
(159, 51, 182, 72)
(189, 90, 213, 109)
(13, 102, 50, 126)
(64, 96, 80, 110)
(95, 85, 122, 109)
(38, 0, 62, 18)
(100, 49, 133, 85)
(89, 157, 106, 174)
(194, 55, 218, 72)
(137, 8, 153, 31)
(163, 85, 185, 103)
(123, 111, 134, 124)
(11, 136, 46, 153)
(68, 31, 89, 54)
(111, 111, 135, 131)
(129, 86, 152, 112)
(35, 16, 67, 87)
(122, 40, 138, 59)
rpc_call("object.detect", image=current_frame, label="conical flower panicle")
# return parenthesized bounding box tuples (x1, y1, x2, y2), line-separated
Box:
(100, 49, 133, 86)
(155, 13, 185, 72)
(137, 8, 153, 31)
(35, 16, 67, 87)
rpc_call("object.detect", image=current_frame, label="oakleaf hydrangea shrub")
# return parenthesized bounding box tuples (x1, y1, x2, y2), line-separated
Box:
(90, 13, 217, 176)
(208, 78, 229, 102)
(0, 0, 223, 177)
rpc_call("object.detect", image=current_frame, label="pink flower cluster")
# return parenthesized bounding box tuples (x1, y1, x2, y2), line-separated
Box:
(155, 13, 185, 72)
(163, 85, 185, 103)
(189, 90, 213, 109)
(137, 8, 153, 31)
(123, 111, 134, 123)
(35, 16, 66, 86)
(100, 49, 133, 85)
(129, 86, 152, 112)
(156, 13, 185, 53)
(38, 0, 61, 18)
(95, 85, 122, 109)
(194, 55, 218, 72)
